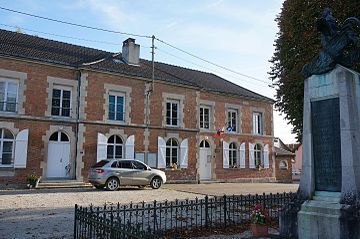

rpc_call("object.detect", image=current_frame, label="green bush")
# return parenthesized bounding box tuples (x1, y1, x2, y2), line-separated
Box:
(26, 173, 39, 186)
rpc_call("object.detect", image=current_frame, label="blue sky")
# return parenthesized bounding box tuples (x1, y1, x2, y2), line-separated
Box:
(0, 0, 297, 143)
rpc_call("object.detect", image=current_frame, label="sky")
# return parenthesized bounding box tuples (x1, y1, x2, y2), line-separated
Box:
(0, 0, 297, 143)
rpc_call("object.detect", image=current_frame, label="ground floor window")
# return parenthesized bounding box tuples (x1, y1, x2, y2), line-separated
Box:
(229, 142, 237, 168)
(166, 138, 178, 168)
(0, 128, 14, 165)
(254, 143, 263, 167)
(107, 135, 123, 159)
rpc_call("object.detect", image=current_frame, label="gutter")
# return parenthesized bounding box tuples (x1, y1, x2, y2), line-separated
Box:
(74, 69, 81, 180)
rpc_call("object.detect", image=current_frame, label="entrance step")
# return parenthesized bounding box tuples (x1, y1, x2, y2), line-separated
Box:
(37, 180, 92, 189)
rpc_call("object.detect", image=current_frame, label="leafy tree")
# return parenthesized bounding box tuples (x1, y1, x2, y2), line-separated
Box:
(269, 0, 360, 142)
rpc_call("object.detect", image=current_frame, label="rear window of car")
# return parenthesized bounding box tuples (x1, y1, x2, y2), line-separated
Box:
(91, 160, 109, 168)
(119, 161, 132, 169)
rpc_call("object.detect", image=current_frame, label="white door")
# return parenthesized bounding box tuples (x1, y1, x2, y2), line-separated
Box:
(47, 131, 71, 178)
(199, 140, 211, 180)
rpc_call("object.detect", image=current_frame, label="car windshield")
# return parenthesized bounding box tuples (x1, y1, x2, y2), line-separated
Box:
(91, 160, 109, 168)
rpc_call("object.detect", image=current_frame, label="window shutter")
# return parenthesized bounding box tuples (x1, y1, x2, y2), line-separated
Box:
(14, 129, 29, 168)
(264, 144, 269, 168)
(96, 133, 107, 162)
(249, 143, 255, 168)
(157, 137, 166, 168)
(125, 135, 135, 158)
(180, 138, 188, 168)
(239, 142, 246, 168)
(252, 114, 257, 134)
(222, 141, 229, 168)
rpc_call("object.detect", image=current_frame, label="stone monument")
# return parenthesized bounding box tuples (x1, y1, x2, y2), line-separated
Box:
(297, 8, 360, 239)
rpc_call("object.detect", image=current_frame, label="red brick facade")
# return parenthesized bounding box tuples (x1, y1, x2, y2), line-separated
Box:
(0, 55, 275, 185)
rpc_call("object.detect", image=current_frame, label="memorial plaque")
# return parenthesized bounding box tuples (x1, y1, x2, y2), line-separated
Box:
(311, 98, 341, 191)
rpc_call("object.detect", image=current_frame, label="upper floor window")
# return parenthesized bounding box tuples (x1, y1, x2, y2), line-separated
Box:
(0, 80, 18, 113)
(254, 143, 263, 167)
(253, 112, 263, 135)
(0, 128, 14, 165)
(229, 142, 237, 168)
(166, 138, 178, 168)
(166, 100, 179, 126)
(51, 88, 71, 117)
(108, 94, 125, 121)
(227, 109, 237, 132)
(107, 135, 123, 159)
(200, 106, 210, 129)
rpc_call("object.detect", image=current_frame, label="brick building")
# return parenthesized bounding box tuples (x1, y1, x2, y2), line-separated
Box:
(0, 29, 275, 185)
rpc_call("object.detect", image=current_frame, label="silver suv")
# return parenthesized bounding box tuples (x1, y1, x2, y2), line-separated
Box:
(88, 159, 167, 191)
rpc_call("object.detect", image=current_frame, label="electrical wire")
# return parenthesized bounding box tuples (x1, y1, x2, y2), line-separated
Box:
(0, 6, 151, 39)
(155, 37, 269, 84)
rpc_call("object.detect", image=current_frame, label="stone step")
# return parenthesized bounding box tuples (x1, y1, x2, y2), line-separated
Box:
(313, 191, 341, 203)
(300, 200, 342, 216)
(37, 180, 92, 189)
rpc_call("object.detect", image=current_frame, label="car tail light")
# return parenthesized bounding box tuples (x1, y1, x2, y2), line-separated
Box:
(96, 169, 105, 174)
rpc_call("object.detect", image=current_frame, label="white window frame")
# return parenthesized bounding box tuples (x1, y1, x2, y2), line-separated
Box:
(51, 86, 72, 117)
(200, 105, 211, 130)
(227, 109, 238, 132)
(166, 138, 179, 168)
(253, 112, 263, 135)
(0, 78, 19, 113)
(0, 128, 14, 167)
(166, 99, 180, 127)
(254, 143, 263, 167)
(108, 92, 125, 122)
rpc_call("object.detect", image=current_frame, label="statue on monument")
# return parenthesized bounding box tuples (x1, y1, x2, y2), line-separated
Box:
(302, 8, 360, 78)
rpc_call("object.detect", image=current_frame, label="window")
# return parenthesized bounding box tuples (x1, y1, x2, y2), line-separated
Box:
(166, 138, 178, 167)
(166, 100, 179, 126)
(0, 80, 18, 113)
(49, 131, 69, 142)
(107, 135, 123, 159)
(200, 140, 210, 148)
(227, 109, 237, 132)
(279, 160, 288, 169)
(118, 160, 131, 169)
(51, 88, 71, 117)
(229, 142, 237, 168)
(253, 112, 263, 135)
(108, 94, 125, 121)
(132, 161, 147, 170)
(200, 106, 210, 129)
(254, 144, 263, 167)
(0, 129, 14, 165)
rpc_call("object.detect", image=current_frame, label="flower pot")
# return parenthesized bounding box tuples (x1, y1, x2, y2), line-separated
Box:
(251, 223, 268, 237)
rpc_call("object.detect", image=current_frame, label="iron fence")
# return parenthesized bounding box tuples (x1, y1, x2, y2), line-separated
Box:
(74, 192, 296, 239)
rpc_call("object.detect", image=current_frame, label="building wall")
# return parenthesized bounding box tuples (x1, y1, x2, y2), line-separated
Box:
(0, 57, 274, 185)
(275, 156, 293, 182)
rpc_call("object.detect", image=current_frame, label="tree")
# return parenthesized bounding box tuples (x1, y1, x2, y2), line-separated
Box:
(269, 0, 360, 142)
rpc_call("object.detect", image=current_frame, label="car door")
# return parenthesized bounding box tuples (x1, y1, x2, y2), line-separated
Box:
(130, 161, 151, 185)
(118, 160, 134, 185)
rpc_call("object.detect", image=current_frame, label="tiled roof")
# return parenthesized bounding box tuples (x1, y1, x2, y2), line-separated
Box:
(0, 29, 273, 102)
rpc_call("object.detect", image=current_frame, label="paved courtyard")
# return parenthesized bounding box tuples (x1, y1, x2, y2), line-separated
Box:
(0, 183, 298, 239)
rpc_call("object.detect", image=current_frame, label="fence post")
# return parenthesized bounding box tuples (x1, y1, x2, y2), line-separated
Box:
(74, 204, 78, 239)
(205, 196, 209, 228)
(223, 195, 227, 228)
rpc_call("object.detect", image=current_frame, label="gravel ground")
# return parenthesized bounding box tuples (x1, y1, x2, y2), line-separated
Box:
(0, 187, 202, 239)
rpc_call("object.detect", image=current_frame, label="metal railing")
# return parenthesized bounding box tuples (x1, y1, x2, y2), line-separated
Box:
(74, 192, 295, 238)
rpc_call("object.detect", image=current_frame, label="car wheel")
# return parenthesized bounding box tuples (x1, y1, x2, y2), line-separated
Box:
(106, 177, 119, 191)
(150, 177, 162, 189)
(94, 185, 104, 190)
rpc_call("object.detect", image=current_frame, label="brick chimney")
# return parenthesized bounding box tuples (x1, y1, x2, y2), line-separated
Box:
(122, 38, 140, 66)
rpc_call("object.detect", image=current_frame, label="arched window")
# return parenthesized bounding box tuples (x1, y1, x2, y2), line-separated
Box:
(49, 131, 69, 142)
(279, 160, 288, 169)
(0, 129, 14, 165)
(107, 135, 123, 159)
(200, 139, 210, 148)
(229, 142, 237, 168)
(166, 138, 178, 168)
(254, 144, 262, 167)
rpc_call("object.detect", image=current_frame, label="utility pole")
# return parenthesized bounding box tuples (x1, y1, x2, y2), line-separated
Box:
(144, 35, 155, 164)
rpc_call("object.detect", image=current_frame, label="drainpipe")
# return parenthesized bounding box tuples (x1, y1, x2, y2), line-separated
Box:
(74, 69, 82, 180)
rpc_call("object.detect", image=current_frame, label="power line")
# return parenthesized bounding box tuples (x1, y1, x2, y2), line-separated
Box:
(0, 6, 151, 39)
(157, 47, 271, 88)
(155, 37, 269, 84)
(0, 23, 122, 46)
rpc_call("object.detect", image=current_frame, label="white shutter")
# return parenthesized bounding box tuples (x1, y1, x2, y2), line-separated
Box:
(264, 144, 269, 168)
(239, 142, 246, 168)
(180, 138, 188, 168)
(157, 137, 166, 168)
(249, 143, 255, 168)
(222, 141, 229, 168)
(125, 135, 135, 158)
(14, 129, 29, 168)
(96, 133, 107, 162)
(252, 114, 256, 134)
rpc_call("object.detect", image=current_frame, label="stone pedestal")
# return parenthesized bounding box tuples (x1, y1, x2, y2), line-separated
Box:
(297, 65, 360, 239)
